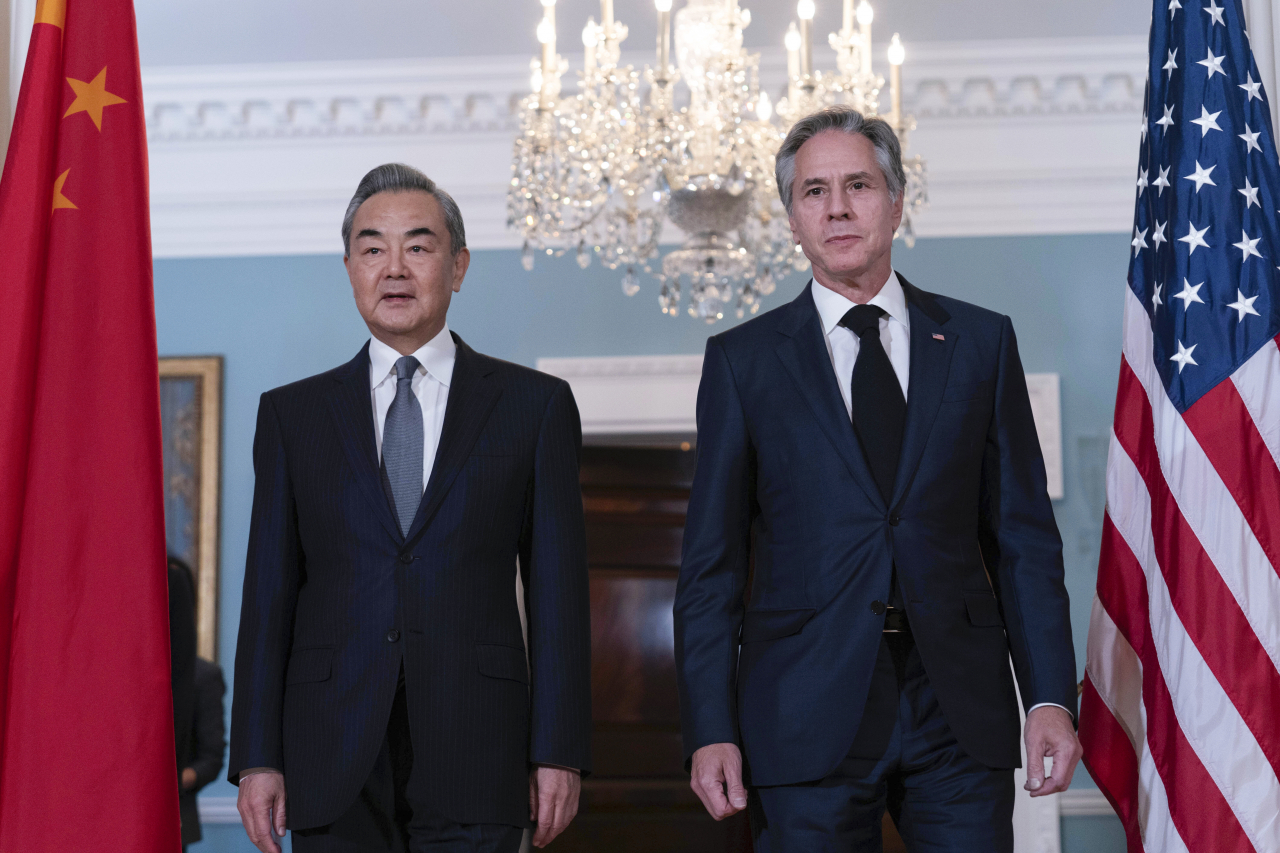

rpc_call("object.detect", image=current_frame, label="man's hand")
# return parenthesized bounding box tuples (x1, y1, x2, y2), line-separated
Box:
(529, 765, 580, 847)
(690, 743, 747, 820)
(181, 767, 197, 790)
(237, 771, 287, 853)
(1024, 705, 1082, 797)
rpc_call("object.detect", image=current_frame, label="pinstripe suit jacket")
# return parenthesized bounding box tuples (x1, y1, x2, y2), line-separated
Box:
(229, 334, 592, 829)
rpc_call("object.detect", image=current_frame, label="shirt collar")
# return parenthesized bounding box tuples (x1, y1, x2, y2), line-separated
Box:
(368, 323, 456, 389)
(811, 270, 909, 337)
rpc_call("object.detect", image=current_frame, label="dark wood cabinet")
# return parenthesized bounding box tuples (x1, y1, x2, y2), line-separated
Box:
(554, 445, 903, 852)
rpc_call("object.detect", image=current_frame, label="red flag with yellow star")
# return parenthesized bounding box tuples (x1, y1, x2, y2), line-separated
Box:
(0, 0, 179, 848)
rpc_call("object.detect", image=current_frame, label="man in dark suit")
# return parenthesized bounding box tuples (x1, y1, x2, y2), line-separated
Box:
(674, 107, 1081, 850)
(181, 656, 227, 850)
(230, 163, 592, 853)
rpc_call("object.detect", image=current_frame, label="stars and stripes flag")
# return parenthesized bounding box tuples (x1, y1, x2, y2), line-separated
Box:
(0, 0, 181, 848)
(1079, 0, 1280, 850)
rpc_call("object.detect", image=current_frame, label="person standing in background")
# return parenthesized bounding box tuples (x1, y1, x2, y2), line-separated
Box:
(168, 555, 198, 837)
(181, 655, 227, 850)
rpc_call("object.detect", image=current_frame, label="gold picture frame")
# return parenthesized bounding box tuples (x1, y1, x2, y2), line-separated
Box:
(159, 356, 223, 661)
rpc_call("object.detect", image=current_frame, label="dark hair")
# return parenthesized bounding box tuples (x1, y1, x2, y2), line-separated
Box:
(167, 554, 197, 609)
(775, 106, 905, 214)
(341, 163, 467, 257)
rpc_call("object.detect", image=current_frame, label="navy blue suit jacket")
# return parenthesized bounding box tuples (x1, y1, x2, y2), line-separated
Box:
(229, 334, 592, 829)
(674, 278, 1076, 786)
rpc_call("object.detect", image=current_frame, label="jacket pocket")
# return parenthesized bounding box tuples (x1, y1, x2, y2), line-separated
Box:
(944, 380, 992, 402)
(476, 643, 529, 683)
(740, 608, 817, 644)
(963, 593, 1004, 627)
(285, 646, 333, 684)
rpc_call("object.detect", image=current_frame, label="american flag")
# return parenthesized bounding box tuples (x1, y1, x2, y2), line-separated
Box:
(1079, 0, 1280, 850)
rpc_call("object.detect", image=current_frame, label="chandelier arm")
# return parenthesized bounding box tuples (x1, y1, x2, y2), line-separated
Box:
(507, 0, 927, 322)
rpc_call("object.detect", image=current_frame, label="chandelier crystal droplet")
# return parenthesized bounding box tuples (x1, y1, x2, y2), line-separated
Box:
(508, 0, 928, 322)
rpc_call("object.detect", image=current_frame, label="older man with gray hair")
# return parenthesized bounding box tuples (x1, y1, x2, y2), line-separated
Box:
(230, 163, 592, 853)
(674, 107, 1081, 850)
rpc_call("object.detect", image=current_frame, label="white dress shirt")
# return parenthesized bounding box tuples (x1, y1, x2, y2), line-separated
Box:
(811, 269, 911, 416)
(811, 275, 1068, 720)
(368, 325, 455, 489)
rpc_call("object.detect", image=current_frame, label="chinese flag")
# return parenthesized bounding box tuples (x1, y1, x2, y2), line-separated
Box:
(0, 0, 180, 849)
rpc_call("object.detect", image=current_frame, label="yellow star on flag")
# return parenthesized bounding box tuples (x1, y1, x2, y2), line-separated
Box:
(52, 169, 77, 212)
(64, 67, 127, 131)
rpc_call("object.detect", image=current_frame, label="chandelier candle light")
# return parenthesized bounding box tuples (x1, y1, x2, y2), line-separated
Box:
(508, 0, 928, 322)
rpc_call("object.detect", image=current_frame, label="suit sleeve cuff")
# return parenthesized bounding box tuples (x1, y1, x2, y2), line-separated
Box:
(237, 767, 283, 782)
(1028, 702, 1074, 720)
(534, 763, 581, 775)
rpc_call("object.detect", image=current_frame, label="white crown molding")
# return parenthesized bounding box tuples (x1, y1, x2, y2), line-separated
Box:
(143, 55, 529, 143)
(140, 36, 1145, 258)
(887, 36, 1147, 118)
(143, 38, 1145, 141)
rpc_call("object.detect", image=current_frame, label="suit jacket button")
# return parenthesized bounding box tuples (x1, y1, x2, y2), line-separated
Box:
(386, 629, 401, 643)
(888, 513, 900, 526)
(399, 554, 413, 565)
(870, 600, 886, 615)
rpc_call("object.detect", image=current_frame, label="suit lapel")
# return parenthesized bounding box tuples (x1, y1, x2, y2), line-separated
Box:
(891, 276, 956, 508)
(775, 284, 886, 511)
(327, 343, 404, 542)
(404, 334, 502, 544)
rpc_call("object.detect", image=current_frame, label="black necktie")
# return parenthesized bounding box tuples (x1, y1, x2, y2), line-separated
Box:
(841, 303, 908, 611)
(839, 304, 906, 506)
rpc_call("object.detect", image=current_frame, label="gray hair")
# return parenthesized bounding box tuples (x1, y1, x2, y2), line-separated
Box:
(775, 107, 905, 215)
(341, 163, 467, 257)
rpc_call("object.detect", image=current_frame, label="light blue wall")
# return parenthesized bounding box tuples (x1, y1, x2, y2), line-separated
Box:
(134, 0, 1150, 67)
(158, 232, 1129, 850)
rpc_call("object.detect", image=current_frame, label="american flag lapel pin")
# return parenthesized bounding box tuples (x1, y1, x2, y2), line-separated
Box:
(932, 333, 945, 341)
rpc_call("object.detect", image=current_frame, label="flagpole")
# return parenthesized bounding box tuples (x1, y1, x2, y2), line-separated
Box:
(1, 0, 10, 155)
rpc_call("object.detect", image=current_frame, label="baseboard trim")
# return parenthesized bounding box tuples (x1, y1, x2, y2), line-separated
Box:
(198, 796, 241, 824)
(1059, 788, 1117, 817)
(198, 788, 1118, 825)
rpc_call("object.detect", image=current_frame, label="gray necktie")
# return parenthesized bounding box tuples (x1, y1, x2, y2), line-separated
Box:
(381, 355, 423, 536)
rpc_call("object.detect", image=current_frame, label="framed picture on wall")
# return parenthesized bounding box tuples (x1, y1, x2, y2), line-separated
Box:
(159, 356, 223, 661)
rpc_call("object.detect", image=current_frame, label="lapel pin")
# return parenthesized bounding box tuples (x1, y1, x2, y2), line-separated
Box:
(932, 333, 945, 341)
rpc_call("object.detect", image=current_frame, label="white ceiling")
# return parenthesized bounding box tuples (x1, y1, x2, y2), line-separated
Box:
(134, 0, 1150, 66)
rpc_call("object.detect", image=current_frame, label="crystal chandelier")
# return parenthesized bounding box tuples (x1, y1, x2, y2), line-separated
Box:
(508, 0, 927, 322)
